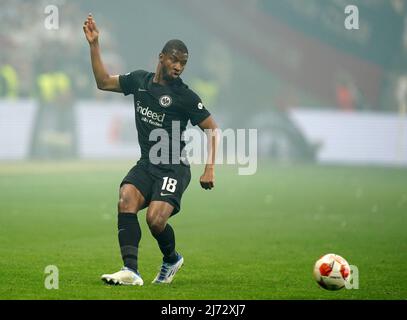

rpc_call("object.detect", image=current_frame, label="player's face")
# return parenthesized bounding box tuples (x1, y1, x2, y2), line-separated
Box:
(160, 49, 188, 81)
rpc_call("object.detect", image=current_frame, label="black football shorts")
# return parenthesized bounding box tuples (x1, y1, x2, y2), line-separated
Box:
(120, 159, 191, 215)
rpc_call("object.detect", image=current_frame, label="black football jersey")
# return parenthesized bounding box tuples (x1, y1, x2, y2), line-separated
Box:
(119, 70, 211, 165)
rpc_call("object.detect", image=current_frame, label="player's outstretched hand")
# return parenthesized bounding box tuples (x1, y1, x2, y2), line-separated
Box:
(200, 169, 215, 190)
(83, 13, 99, 44)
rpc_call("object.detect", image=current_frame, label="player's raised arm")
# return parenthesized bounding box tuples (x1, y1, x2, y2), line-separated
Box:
(83, 14, 121, 92)
(198, 115, 219, 190)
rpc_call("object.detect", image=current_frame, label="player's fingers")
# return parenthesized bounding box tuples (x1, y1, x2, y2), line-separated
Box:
(90, 22, 96, 32)
(202, 181, 214, 190)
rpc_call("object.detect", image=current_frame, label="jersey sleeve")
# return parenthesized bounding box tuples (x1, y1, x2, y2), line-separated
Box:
(184, 91, 211, 126)
(119, 70, 147, 96)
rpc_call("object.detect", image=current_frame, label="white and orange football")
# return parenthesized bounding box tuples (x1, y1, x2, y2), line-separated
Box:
(313, 253, 351, 290)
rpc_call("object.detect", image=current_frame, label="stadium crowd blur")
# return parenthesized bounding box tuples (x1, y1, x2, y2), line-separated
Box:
(0, 0, 121, 102)
(1, 0, 406, 110)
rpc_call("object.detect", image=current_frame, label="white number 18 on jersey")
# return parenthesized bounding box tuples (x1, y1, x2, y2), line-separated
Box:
(161, 177, 177, 193)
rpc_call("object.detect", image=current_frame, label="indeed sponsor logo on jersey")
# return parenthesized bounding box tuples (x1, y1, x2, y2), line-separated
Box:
(136, 101, 165, 127)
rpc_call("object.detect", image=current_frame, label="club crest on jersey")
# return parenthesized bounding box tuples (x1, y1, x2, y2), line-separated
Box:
(159, 95, 172, 108)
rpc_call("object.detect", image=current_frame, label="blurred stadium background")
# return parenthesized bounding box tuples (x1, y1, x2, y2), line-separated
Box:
(1, 0, 407, 299)
(1, 0, 407, 164)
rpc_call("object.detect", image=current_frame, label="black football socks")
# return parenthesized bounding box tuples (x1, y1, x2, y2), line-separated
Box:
(152, 223, 178, 264)
(118, 213, 141, 273)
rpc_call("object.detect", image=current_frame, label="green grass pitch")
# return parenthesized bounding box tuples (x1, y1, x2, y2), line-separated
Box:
(0, 160, 406, 299)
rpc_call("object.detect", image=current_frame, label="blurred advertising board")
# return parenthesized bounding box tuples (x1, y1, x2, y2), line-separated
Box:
(74, 101, 140, 159)
(0, 100, 37, 160)
(290, 108, 407, 166)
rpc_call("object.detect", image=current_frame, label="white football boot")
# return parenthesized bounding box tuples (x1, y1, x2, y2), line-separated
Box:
(101, 267, 144, 286)
(152, 253, 184, 284)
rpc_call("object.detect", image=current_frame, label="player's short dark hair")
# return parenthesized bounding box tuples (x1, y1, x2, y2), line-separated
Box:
(162, 39, 188, 55)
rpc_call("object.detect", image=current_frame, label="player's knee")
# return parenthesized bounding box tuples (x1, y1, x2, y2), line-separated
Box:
(117, 196, 136, 213)
(146, 212, 166, 234)
(118, 184, 145, 213)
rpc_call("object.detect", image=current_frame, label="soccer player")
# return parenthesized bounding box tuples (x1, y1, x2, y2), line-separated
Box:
(83, 14, 218, 285)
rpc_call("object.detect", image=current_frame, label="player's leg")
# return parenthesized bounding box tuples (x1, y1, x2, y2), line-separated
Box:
(102, 161, 153, 286)
(146, 200, 178, 262)
(147, 165, 191, 283)
(146, 201, 184, 284)
(117, 184, 146, 274)
(102, 184, 146, 286)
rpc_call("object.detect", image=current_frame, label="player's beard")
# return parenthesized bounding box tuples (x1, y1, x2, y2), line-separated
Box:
(162, 65, 177, 82)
